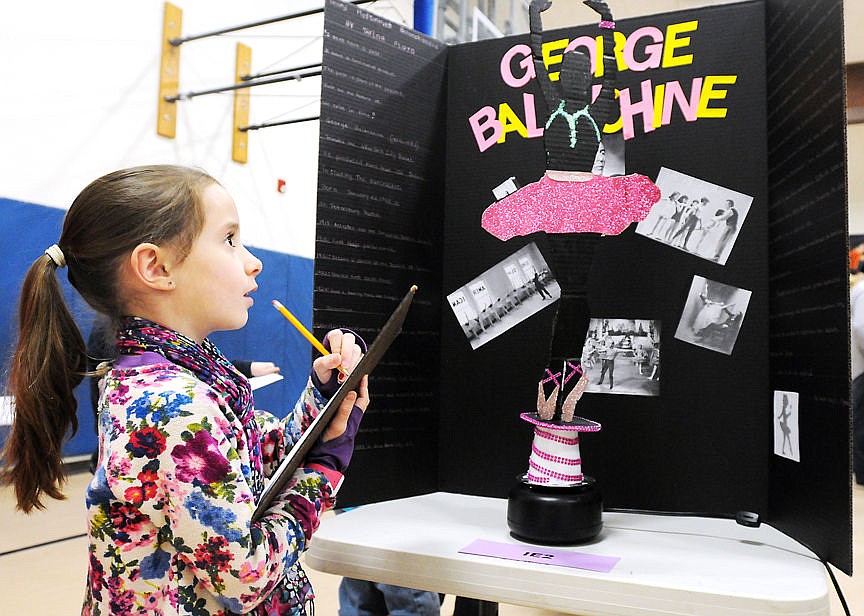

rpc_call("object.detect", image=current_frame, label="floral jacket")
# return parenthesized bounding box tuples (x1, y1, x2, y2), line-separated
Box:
(82, 355, 339, 615)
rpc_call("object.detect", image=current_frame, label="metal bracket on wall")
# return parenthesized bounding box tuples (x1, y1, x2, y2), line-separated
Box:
(232, 44, 252, 164)
(157, 2, 182, 138)
(155, 1, 354, 160)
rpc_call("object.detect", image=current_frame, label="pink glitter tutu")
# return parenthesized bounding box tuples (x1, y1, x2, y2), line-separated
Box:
(481, 172, 661, 241)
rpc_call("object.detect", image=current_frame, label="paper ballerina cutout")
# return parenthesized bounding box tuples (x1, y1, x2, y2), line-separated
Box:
(481, 0, 660, 240)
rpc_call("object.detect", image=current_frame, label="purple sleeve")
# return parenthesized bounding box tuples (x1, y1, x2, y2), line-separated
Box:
(305, 403, 365, 473)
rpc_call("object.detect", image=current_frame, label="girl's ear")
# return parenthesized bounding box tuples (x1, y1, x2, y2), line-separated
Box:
(129, 243, 174, 291)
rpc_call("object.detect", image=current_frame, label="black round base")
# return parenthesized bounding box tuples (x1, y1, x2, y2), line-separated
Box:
(506, 475, 602, 545)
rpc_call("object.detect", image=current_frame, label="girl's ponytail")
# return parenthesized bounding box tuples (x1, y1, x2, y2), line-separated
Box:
(1, 248, 86, 512)
(2, 164, 214, 513)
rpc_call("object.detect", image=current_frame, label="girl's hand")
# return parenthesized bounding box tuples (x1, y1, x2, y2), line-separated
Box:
(249, 361, 280, 377)
(322, 374, 370, 442)
(312, 329, 364, 387)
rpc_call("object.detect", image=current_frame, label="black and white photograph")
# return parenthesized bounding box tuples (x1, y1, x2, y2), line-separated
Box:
(636, 167, 753, 265)
(447, 242, 561, 349)
(580, 318, 661, 397)
(773, 390, 800, 462)
(674, 276, 751, 355)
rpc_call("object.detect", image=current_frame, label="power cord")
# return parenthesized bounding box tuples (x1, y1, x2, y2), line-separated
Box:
(604, 507, 851, 616)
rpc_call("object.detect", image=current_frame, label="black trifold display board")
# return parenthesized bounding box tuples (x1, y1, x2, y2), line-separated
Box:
(312, 0, 851, 573)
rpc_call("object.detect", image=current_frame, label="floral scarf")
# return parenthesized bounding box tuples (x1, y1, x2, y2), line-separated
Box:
(116, 317, 253, 420)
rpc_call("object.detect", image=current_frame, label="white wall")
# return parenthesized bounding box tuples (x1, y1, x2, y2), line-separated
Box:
(0, 0, 412, 258)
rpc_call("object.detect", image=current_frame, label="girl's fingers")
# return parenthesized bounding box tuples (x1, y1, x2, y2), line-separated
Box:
(325, 329, 344, 354)
(354, 375, 370, 411)
(322, 390, 357, 441)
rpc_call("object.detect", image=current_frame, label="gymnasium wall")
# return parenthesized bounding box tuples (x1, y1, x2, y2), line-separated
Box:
(0, 0, 411, 457)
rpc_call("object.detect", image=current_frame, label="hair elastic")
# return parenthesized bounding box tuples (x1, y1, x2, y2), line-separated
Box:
(599, 20, 615, 29)
(45, 244, 66, 269)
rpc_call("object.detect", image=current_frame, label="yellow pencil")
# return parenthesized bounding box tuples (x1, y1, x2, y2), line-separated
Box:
(272, 300, 350, 376)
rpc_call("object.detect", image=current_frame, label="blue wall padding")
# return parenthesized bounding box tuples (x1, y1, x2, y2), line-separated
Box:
(0, 197, 313, 457)
(414, 0, 435, 35)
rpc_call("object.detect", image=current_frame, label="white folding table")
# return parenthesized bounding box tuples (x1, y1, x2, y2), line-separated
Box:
(305, 491, 829, 615)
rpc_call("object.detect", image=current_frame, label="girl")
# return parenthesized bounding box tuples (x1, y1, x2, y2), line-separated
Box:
(1, 165, 369, 615)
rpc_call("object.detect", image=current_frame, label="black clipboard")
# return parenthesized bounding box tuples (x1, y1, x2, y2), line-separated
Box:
(252, 285, 417, 521)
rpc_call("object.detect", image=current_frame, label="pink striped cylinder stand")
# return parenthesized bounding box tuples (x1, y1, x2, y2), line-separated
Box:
(519, 412, 601, 487)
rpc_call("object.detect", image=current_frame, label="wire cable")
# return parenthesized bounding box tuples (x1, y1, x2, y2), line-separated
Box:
(243, 36, 324, 78)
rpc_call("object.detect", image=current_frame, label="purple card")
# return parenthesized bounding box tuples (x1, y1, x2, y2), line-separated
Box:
(458, 539, 620, 573)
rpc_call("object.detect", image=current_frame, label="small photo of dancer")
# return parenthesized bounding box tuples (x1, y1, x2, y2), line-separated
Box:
(581, 318, 660, 397)
(636, 167, 753, 265)
(674, 276, 752, 355)
(773, 390, 800, 462)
